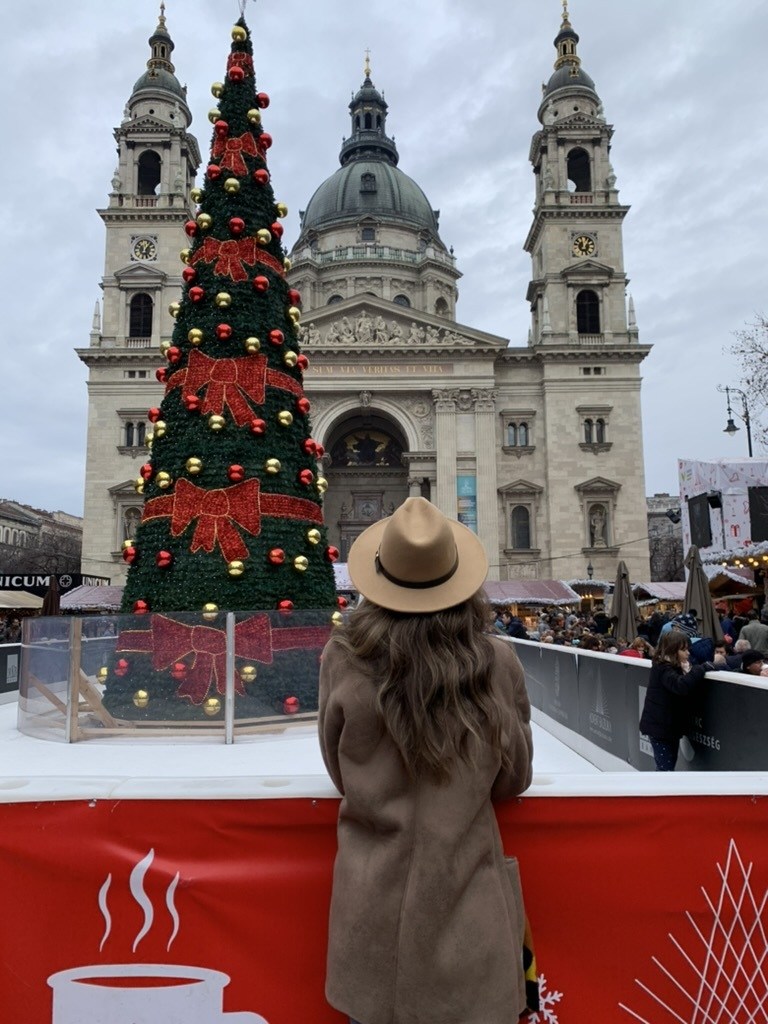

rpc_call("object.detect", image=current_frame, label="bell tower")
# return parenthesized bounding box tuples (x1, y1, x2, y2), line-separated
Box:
(79, 5, 201, 581)
(524, 0, 636, 347)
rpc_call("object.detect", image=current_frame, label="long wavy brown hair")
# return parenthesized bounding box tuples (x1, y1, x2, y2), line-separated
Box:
(330, 591, 514, 782)
(652, 630, 690, 667)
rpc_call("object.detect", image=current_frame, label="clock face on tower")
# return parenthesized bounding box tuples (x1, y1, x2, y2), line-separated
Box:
(572, 234, 596, 257)
(132, 236, 157, 261)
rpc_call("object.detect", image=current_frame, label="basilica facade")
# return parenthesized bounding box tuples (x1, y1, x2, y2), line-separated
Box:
(79, 7, 651, 585)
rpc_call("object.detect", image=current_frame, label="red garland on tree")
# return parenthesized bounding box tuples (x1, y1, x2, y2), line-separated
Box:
(106, 16, 338, 723)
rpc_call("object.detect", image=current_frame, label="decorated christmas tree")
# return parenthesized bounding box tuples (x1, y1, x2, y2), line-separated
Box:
(102, 15, 339, 724)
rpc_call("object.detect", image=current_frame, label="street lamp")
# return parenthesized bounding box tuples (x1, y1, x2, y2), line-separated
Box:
(586, 561, 594, 579)
(719, 384, 753, 457)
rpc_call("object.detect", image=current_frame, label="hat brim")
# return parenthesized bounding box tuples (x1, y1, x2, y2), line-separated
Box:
(347, 515, 489, 614)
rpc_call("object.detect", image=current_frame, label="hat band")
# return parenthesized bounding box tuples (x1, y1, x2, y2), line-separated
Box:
(375, 551, 459, 590)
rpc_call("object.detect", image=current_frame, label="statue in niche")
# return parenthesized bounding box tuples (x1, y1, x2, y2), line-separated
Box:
(123, 507, 141, 542)
(589, 504, 607, 547)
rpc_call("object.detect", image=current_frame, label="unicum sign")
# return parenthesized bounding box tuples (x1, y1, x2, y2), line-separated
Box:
(0, 573, 110, 597)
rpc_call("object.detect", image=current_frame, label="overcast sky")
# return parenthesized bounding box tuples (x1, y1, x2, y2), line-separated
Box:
(1, 0, 764, 517)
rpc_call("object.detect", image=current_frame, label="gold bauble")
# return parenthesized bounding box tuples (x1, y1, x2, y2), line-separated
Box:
(202, 602, 219, 620)
(97, 666, 108, 682)
(256, 228, 272, 245)
(277, 410, 294, 427)
(331, 611, 344, 627)
(283, 257, 292, 271)
(190, 187, 203, 203)
(153, 420, 167, 438)
(122, 538, 135, 551)
(275, 202, 288, 218)
(227, 560, 245, 577)
(211, 81, 224, 98)
(282, 350, 298, 368)
(208, 414, 226, 431)
(186, 457, 203, 474)
(159, 339, 171, 355)
(265, 458, 281, 474)
(155, 471, 172, 489)
(208, 107, 221, 123)
(204, 697, 222, 716)
(188, 327, 204, 346)
(180, 248, 192, 264)
(168, 301, 181, 318)
(316, 476, 329, 493)
(215, 291, 232, 308)
(306, 528, 321, 545)
(240, 664, 257, 684)
(196, 212, 213, 230)
(243, 336, 260, 353)
(224, 177, 240, 194)
(134, 478, 145, 494)
(133, 690, 149, 708)
(145, 432, 154, 447)
(231, 24, 247, 41)
(247, 108, 262, 125)
(288, 306, 301, 324)
(293, 555, 309, 572)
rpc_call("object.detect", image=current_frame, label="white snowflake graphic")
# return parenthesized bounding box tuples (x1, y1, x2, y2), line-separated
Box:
(619, 839, 768, 1023)
(527, 974, 563, 1023)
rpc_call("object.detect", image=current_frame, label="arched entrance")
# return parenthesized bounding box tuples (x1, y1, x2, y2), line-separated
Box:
(322, 413, 411, 559)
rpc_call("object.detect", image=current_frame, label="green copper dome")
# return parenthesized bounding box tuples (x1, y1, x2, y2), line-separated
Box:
(132, 66, 186, 100)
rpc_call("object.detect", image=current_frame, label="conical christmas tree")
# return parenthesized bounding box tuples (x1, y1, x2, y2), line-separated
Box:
(103, 17, 339, 724)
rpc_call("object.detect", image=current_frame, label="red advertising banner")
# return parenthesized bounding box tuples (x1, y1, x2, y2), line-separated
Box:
(0, 795, 766, 1022)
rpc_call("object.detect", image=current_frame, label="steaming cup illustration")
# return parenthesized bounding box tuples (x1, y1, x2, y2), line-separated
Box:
(48, 963, 268, 1024)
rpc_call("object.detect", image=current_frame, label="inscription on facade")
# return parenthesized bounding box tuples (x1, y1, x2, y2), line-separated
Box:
(306, 364, 451, 376)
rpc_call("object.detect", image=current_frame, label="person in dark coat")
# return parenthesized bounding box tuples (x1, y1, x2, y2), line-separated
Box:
(639, 630, 710, 771)
(319, 497, 534, 1024)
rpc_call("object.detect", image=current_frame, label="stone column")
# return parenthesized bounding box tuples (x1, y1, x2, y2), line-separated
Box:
(432, 389, 459, 516)
(408, 476, 422, 498)
(472, 388, 500, 580)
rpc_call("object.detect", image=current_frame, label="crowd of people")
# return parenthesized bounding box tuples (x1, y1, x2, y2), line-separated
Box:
(0, 616, 21, 643)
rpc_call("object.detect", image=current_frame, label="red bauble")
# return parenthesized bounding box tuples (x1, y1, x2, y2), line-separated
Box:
(183, 393, 201, 412)
(298, 468, 314, 486)
(156, 550, 173, 569)
(268, 329, 284, 346)
(268, 548, 286, 565)
(229, 216, 245, 235)
(257, 92, 270, 109)
(297, 354, 309, 370)
(301, 438, 317, 456)
(228, 65, 244, 82)
(249, 417, 267, 435)
(189, 286, 205, 303)
(337, 596, 349, 609)
(252, 275, 270, 293)
(270, 221, 284, 239)
(122, 545, 137, 565)
(133, 600, 149, 615)
(114, 658, 130, 677)
(283, 696, 300, 715)
(147, 407, 161, 423)
(207, 163, 222, 180)
(315, 444, 325, 457)
(253, 168, 270, 186)
(325, 546, 340, 563)
(214, 119, 229, 137)
(167, 346, 182, 364)
(182, 266, 197, 283)
(277, 599, 293, 612)
(258, 132, 273, 151)
(184, 220, 198, 237)
(156, 367, 168, 384)
(296, 397, 311, 415)
(228, 464, 245, 482)
(216, 323, 233, 341)
(139, 463, 154, 481)
(287, 288, 301, 306)
(171, 662, 187, 681)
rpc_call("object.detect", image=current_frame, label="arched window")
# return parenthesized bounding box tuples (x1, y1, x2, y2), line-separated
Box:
(129, 293, 153, 338)
(364, 112, 372, 129)
(507, 424, 517, 447)
(518, 422, 529, 446)
(136, 422, 146, 445)
(393, 294, 411, 307)
(434, 297, 449, 317)
(595, 418, 606, 443)
(125, 422, 134, 447)
(584, 418, 594, 444)
(327, 294, 343, 305)
(376, 114, 382, 129)
(511, 506, 531, 550)
(576, 290, 600, 334)
(567, 147, 591, 192)
(137, 150, 162, 195)
(355, 115, 360, 130)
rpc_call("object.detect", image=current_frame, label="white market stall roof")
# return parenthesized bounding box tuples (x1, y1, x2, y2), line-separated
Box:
(60, 585, 124, 612)
(632, 581, 686, 603)
(333, 562, 354, 591)
(0, 590, 43, 610)
(483, 580, 582, 606)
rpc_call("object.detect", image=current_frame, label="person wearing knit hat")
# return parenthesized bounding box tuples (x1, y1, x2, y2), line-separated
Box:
(740, 649, 765, 676)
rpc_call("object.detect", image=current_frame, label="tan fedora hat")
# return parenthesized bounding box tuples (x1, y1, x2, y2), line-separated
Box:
(347, 497, 488, 613)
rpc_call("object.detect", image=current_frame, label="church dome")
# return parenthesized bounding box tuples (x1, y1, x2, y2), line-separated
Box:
(132, 66, 186, 100)
(542, 64, 596, 99)
(301, 160, 440, 235)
